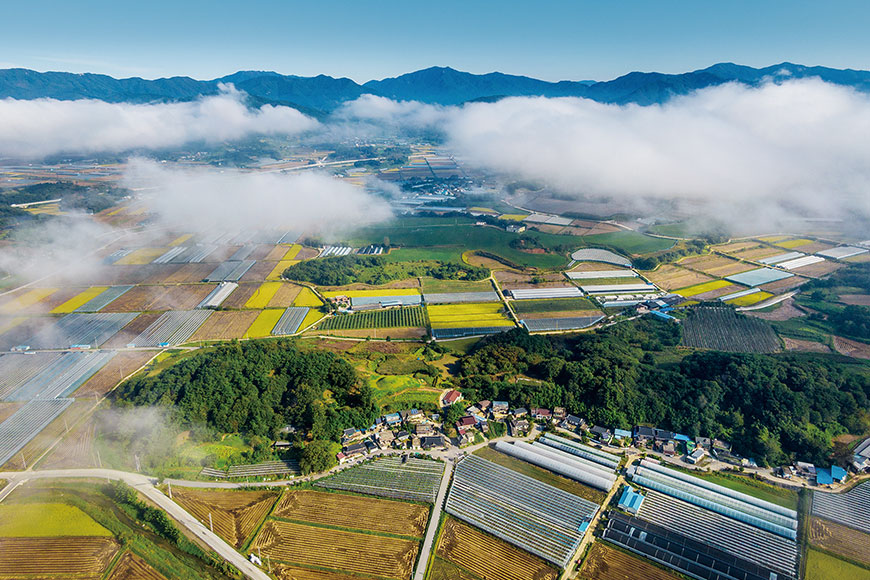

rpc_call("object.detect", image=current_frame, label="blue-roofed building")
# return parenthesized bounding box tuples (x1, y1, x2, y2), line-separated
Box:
(674, 433, 692, 442)
(816, 465, 848, 485)
(617, 486, 645, 515)
(384, 412, 402, 426)
(613, 428, 632, 440)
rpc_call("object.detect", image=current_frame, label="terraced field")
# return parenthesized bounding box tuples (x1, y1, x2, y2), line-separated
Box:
(171, 487, 278, 548)
(435, 518, 558, 580)
(253, 520, 419, 580)
(273, 490, 429, 537)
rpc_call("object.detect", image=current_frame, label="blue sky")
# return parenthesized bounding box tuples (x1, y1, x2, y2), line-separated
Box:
(2, 1, 868, 81)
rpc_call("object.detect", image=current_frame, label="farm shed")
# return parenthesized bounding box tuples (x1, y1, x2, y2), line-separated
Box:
(816, 466, 847, 485)
(618, 486, 645, 514)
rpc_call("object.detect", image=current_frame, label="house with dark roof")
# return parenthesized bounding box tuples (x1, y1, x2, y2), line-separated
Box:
(421, 436, 446, 450)
(512, 407, 528, 418)
(532, 408, 552, 421)
(456, 416, 476, 434)
(590, 425, 612, 443)
(343, 442, 367, 457)
(634, 425, 655, 444)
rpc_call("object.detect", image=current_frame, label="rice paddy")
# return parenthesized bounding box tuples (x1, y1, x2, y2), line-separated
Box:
(293, 287, 324, 307)
(0, 288, 57, 314)
(168, 234, 193, 246)
(427, 303, 513, 328)
(244, 309, 285, 338)
(674, 279, 733, 297)
(269, 260, 299, 280)
(245, 282, 283, 309)
(282, 244, 302, 260)
(725, 291, 774, 306)
(776, 238, 814, 249)
(50, 287, 109, 314)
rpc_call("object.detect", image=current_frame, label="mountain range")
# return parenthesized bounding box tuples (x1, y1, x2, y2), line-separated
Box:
(1, 62, 869, 116)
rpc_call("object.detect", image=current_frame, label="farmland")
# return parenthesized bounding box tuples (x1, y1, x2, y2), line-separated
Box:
(171, 487, 278, 548)
(0, 503, 111, 536)
(50, 286, 109, 313)
(243, 309, 284, 338)
(427, 303, 513, 328)
(805, 549, 870, 580)
(674, 279, 733, 297)
(108, 552, 167, 580)
(435, 517, 558, 580)
(316, 456, 444, 503)
(644, 264, 713, 290)
(105, 284, 216, 312)
(272, 489, 429, 538)
(578, 541, 682, 580)
(188, 310, 260, 341)
(420, 278, 494, 293)
(319, 307, 427, 330)
(810, 517, 870, 566)
(510, 297, 598, 313)
(678, 254, 754, 277)
(244, 281, 283, 308)
(294, 287, 324, 307)
(0, 537, 119, 578)
(682, 307, 781, 353)
(272, 565, 362, 580)
(252, 519, 420, 580)
(39, 417, 96, 468)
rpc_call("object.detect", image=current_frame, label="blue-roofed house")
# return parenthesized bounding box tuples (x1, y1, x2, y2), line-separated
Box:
(816, 466, 848, 486)
(613, 428, 632, 440)
(674, 433, 692, 443)
(617, 486, 645, 515)
(384, 412, 402, 427)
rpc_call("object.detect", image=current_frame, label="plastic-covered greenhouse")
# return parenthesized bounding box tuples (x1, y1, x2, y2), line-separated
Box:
(494, 440, 616, 491)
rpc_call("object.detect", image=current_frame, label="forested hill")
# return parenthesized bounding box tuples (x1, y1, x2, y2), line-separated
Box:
(458, 323, 870, 467)
(3, 62, 870, 113)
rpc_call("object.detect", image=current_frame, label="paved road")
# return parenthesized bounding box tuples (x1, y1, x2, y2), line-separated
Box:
(0, 469, 271, 580)
(413, 461, 453, 580)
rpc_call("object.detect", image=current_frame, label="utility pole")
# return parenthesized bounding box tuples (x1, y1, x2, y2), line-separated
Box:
(167, 481, 172, 499)
(96, 449, 102, 468)
(209, 512, 213, 532)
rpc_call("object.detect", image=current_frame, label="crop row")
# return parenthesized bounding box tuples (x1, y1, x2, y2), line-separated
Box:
(316, 457, 444, 502)
(320, 306, 427, 330)
(681, 307, 780, 353)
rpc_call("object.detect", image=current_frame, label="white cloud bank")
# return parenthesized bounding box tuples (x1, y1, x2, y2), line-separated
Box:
(127, 159, 393, 237)
(0, 85, 318, 159)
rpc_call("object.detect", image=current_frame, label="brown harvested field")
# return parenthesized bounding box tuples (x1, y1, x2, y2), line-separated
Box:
(465, 253, 511, 270)
(428, 558, 479, 580)
(267, 284, 304, 308)
(36, 288, 83, 312)
(265, 245, 289, 261)
(495, 270, 568, 289)
(107, 552, 167, 580)
(219, 283, 260, 309)
(531, 224, 567, 234)
(0, 287, 66, 315)
(579, 541, 682, 580)
(172, 487, 278, 548)
(320, 280, 421, 292)
(104, 284, 215, 311)
(0, 536, 119, 578)
(759, 276, 809, 293)
(783, 337, 832, 353)
(436, 518, 557, 580)
(846, 253, 870, 263)
(791, 260, 845, 278)
(3, 401, 91, 470)
(644, 265, 713, 290)
(74, 351, 156, 397)
(715, 241, 763, 253)
(0, 402, 24, 423)
(568, 219, 622, 234)
(731, 246, 785, 261)
(833, 336, 870, 360)
(747, 298, 806, 321)
(810, 517, 870, 566)
(679, 255, 755, 277)
(253, 520, 419, 580)
(249, 245, 278, 260)
(40, 419, 96, 469)
(790, 241, 836, 253)
(160, 263, 215, 284)
(273, 490, 429, 538)
(311, 327, 426, 339)
(273, 565, 361, 580)
(101, 313, 163, 348)
(207, 246, 240, 263)
(841, 294, 870, 306)
(188, 310, 260, 341)
(295, 247, 320, 260)
(241, 261, 276, 282)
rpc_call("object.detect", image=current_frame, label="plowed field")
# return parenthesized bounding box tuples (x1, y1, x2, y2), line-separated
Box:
(172, 487, 278, 548)
(0, 536, 119, 578)
(579, 541, 682, 580)
(188, 310, 260, 341)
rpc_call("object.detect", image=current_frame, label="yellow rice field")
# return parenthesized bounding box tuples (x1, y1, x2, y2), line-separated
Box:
(321, 289, 420, 298)
(758, 235, 789, 242)
(244, 309, 284, 338)
(500, 214, 529, 221)
(293, 288, 324, 307)
(115, 248, 166, 265)
(0, 288, 57, 314)
(169, 234, 193, 246)
(674, 279, 732, 297)
(245, 282, 283, 309)
(427, 303, 514, 328)
(283, 244, 302, 260)
(725, 291, 774, 306)
(299, 309, 325, 330)
(50, 287, 109, 314)
(776, 238, 814, 249)
(268, 260, 298, 280)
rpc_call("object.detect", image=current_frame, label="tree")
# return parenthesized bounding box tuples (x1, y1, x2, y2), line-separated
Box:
(300, 439, 337, 474)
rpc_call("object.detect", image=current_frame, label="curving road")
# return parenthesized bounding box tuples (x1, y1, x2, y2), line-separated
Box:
(0, 468, 271, 580)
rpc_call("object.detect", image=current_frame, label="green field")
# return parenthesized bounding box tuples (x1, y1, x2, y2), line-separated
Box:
(420, 277, 495, 293)
(648, 222, 691, 238)
(319, 306, 427, 330)
(584, 230, 675, 255)
(381, 247, 465, 263)
(677, 467, 799, 509)
(367, 374, 440, 410)
(511, 297, 598, 314)
(805, 549, 870, 580)
(0, 503, 112, 537)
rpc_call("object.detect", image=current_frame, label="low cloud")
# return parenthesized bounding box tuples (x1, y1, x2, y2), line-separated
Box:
(127, 159, 393, 237)
(0, 85, 318, 159)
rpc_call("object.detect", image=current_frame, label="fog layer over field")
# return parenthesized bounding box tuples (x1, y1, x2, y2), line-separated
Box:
(338, 79, 870, 231)
(127, 159, 393, 237)
(0, 85, 317, 158)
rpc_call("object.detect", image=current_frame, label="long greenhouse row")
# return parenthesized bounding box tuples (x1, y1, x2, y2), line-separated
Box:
(508, 287, 584, 300)
(0, 399, 73, 466)
(205, 260, 256, 282)
(271, 307, 310, 335)
(423, 291, 500, 304)
(0, 353, 63, 399)
(316, 456, 444, 503)
(152, 246, 188, 264)
(521, 316, 603, 332)
(603, 511, 795, 580)
(130, 310, 213, 347)
(431, 326, 512, 340)
(196, 282, 238, 309)
(634, 490, 799, 578)
(228, 245, 256, 261)
(25, 312, 138, 349)
(446, 455, 598, 569)
(812, 481, 870, 534)
(540, 433, 620, 470)
(172, 245, 218, 263)
(4, 350, 116, 401)
(75, 285, 133, 312)
(630, 459, 797, 538)
(494, 440, 617, 491)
